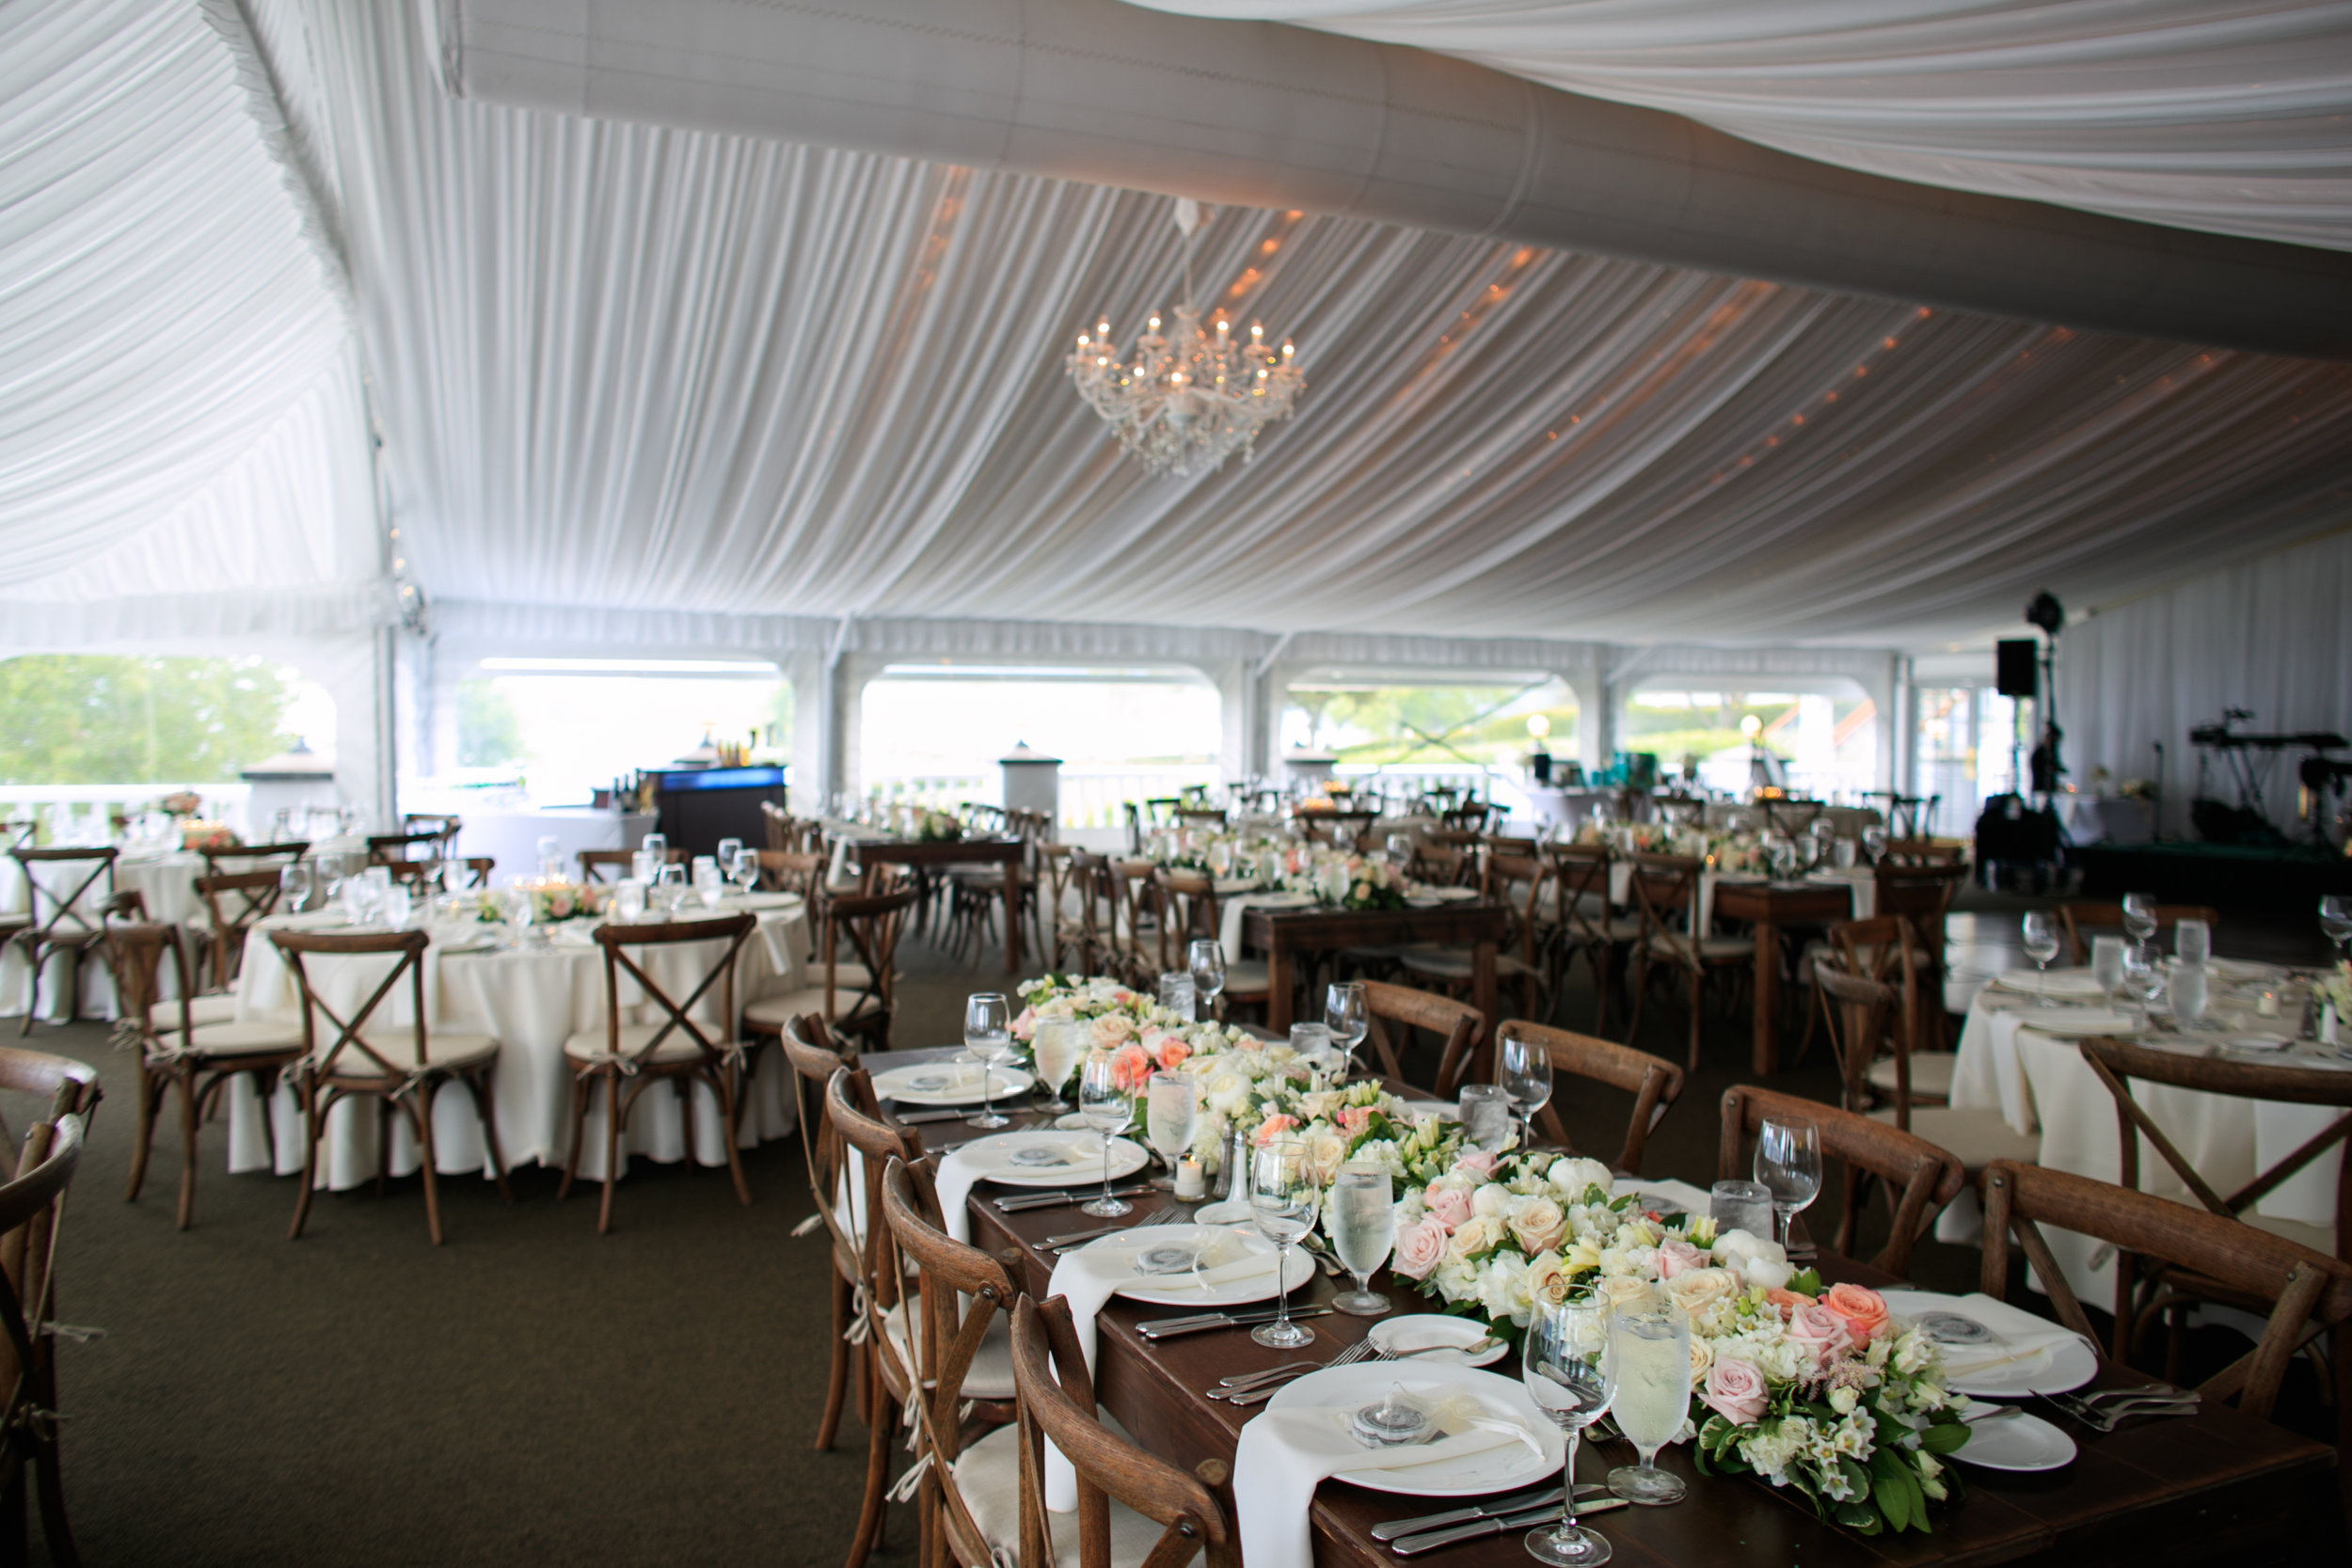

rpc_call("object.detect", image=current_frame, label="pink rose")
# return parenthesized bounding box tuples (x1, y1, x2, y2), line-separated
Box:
(1763, 1287, 1815, 1319)
(1110, 1043, 1152, 1093)
(1338, 1105, 1372, 1135)
(1784, 1302, 1851, 1375)
(1152, 1037, 1191, 1071)
(1455, 1150, 1499, 1180)
(1253, 1114, 1298, 1146)
(1011, 1006, 1038, 1041)
(1701, 1356, 1770, 1425)
(1821, 1283, 1891, 1345)
(1654, 1239, 1707, 1280)
(1426, 1187, 1473, 1230)
(1392, 1217, 1449, 1280)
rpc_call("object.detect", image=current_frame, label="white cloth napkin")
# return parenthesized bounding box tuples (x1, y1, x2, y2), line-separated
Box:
(1216, 891, 1312, 962)
(1232, 1387, 1546, 1565)
(1914, 1292, 2090, 1378)
(934, 1147, 981, 1245)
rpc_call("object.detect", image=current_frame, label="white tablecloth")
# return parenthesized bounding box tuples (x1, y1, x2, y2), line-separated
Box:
(1602, 865, 1862, 934)
(226, 897, 810, 1189)
(1946, 967, 2343, 1301)
(1, 849, 222, 1020)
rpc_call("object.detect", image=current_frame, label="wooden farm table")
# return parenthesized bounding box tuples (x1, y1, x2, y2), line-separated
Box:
(1247, 900, 1511, 1041)
(847, 834, 1025, 974)
(882, 1081, 2332, 1568)
(1710, 880, 1852, 1076)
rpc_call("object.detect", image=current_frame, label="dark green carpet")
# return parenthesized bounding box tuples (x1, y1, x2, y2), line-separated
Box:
(6, 890, 2332, 1564)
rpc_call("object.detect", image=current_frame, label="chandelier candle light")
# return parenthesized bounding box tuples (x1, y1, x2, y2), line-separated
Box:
(1069, 199, 1304, 479)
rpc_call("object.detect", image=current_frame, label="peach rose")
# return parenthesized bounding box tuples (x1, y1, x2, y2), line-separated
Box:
(1152, 1037, 1191, 1071)
(1784, 1302, 1851, 1375)
(1110, 1043, 1152, 1093)
(1763, 1287, 1816, 1319)
(1821, 1283, 1891, 1345)
(1338, 1105, 1373, 1136)
(1426, 1187, 1473, 1230)
(1663, 1266, 1739, 1319)
(1507, 1197, 1567, 1256)
(1701, 1356, 1770, 1425)
(1252, 1113, 1298, 1146)
(1654, 1239, 1708, 1280)
(1092, 1015, 1138, 1048)
(1392, 1217, 1450, 1280)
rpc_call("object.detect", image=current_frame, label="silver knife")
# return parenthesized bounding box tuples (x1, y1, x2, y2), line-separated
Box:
(1368, 1485, 1608, 1543)
(1137, 1307, 1332, 1339)
(1391, 1496, 1629, 1555)
(1041, 1223, 1132, 1247)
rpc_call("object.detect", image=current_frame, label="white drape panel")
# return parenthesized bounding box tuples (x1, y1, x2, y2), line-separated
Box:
(2062, 530, 2352, 834)
(0, 0, 357, 592)
(1134, 2, 2352, 252)
(205, 0, 2352, 653)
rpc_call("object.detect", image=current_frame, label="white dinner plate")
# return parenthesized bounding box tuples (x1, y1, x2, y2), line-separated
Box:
(1410, 885, 1480, 903)
(1877, 1291, 2097, 1397)
(956, 1130, 1150, 1188)
(1265, 1363, 1563, 1497)
(1369, 1315, 1509, 1369)
(1989, 970, 2106, 1000)
(871, 1062, 1035, 1105)
(1952, 1409, 2075, 1472)
(727, 892, 804, 911)
(1074, 1224, 1314, 1307)
(2014, 1009, 2137, 1039)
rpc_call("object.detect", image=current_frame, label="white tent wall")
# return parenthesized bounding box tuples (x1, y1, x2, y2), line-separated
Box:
(2060, 529, 2352, 839)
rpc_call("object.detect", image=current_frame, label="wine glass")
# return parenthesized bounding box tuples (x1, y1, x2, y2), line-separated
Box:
(715, 837, 743, 875)
(1187, 939, 1226, 1022)
(2122, 941, 2166, 1022)
(654, 862, 688, 913)
(1860, 825, 1887, 863)
(730, 847, 760, 897)
(962, 992, 1014, 1130)
(1521, 1291, 1618, 1565)
(1248, 1136, 1320, 1349)
(1326, 981, 1370, 1076)
(1500, 1026, 1553, 1150)
(1076, 1055, 1133, 1218)
(1386, 832, 1415, 875)
(2020, 911, 2061, 1004)
(2322, 896, 2352, 964)
(278, 861, 314, 914)
(2122, 892, 2159, 945)
(1326, 1161, 1393, 1317)
(1754, 1116, 1820, 1251)
(1606, 1303, 1692, 1506)
(1145, 1069, 1197, 1192)
(1031, 1018, 1080, 1114)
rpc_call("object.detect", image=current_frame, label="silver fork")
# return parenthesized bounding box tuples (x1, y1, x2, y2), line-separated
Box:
(1217, 1338, 1375, 1405)
(1049, 1205, 1188, 1254)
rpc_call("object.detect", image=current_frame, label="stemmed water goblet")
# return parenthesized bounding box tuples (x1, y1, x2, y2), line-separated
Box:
(1606, 1302, 1692, 1506)
(1326, 1161, 1393, 1317)
(278, 861, 314, 915)
(1500, 1026, 1554, 1150)
(730, 847, 760, 897)
(2122, 942, 2166, 1023)
(961, 992, 1014, 1129)
(1754, 1115, 1821, 1251)
(1187, 939, 1225, 1022)
(1247, 1136, 1319, 1349)
(1031, 1018, 1080, 1114)
(1521, 1291, 1618, 1565)
(2020, 911, 2061, 1004)
(1076, 1055, 1133, 1218)
(1145, 1069, 1196, 1192)
(2322, 896, 2352, 964)
(1325, 981, 1369, 1077)
(2122, 892, 2160, 946)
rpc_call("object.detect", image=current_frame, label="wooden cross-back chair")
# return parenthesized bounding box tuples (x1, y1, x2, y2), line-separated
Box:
(2058, 900, 2221, 965)
(1878, 836, 1960, 866)
(1499, 1021, 1682, 1177)
(1009, 1294, 1239, 1568)
(199, 841, 308, 876)
(1173, 807, 1227, 831)
(1717, 1085, 1964, 1274)
(1153, 869, 1269, 1022)
(879, 1156, 1024, 1568)
(1399, 847, 1545, 1021)
(364, 832, 443, 866)
(110, 920, 301, 1229)
(1102, 859, 1168, 988)
(1758, 798, 1825, 838)
(2078, 1036, 2352, 1364)
(825, 1069, 922, 1568)
(400, 814, 461, 847)
(1544, 844, 1637, 1035)
(271, 928, 511, 1244)
(1439, 801, 1490, 832)
(192, 869, 283, 992)
(1807, 915, 1943, 1100)
(782, 1018, 864, 1457)
(0, 1076, 95, 1568)
(1625, 852, 1749, 1070)
(1809, 962, 2036, 1184)
(557, 913, 755, 1233)
(1979, 1161, 2352, 1481)
(760, 800, 792, 851)
(1032, 843, 1083, 973)
(7, 848, 117, 1036)
(743, 886, 914, 1057)
(1359, 979, 1486, 1098)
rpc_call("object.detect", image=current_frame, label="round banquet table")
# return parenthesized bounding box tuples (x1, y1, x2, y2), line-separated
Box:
(224, 895, 811, 1190)
(0, 847, 223, 1021)
(1943, 961, 2344, 1302)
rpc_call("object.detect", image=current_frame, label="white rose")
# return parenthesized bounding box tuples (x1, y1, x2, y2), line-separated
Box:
(1446, 1215, 1504, 1261)
(1828, 1386, 1858, 1416)
(1548, 1157, 1613, 1200)
(1478, 1253, 1534, 1325)
(1663, 1265, 1739, 1319)
(1470, 1183, 1512, 1218)
(1303, 1129, 1350, 1184)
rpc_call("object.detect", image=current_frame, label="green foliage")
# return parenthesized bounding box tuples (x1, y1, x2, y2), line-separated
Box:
(1286, 684, 1577, 767)
(455, 679, 524, 768)
(0, 656, 294, 784)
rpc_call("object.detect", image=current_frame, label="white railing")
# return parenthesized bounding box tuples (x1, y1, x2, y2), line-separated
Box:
(0, 783, 255, 844)
(1057, 766, 1223, 832)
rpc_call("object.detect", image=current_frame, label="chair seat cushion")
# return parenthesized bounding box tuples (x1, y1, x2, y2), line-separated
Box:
(880, 1303, 1016, 1401)
(158, 1017, 307, 1057)
(1645, 933, 1752, 962)
(953, 1419, 1167, 1568)
(1867, 1105, 2039, 1169)
(563, 1022, 730, 1066)
(320, 1030, 499, 1076)
(1866, 1053, 1956, 1100)
(744, 986, 882, 1029)
(183, 993, 243, 1025)
(1217, 959, 1270, 996)
(1399, 947, 1538, 982)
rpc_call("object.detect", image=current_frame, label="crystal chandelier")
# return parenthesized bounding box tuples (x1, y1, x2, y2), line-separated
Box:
(1068, 200, 1305, 480)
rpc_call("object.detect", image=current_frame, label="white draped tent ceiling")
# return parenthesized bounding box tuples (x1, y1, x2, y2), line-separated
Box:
(4, 0, 2352, 673)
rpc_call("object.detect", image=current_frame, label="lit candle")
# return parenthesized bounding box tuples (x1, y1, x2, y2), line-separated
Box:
(1173, 1158, 1206, 1200)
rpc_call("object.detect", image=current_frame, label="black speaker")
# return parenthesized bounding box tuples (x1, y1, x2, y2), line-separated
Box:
(1995, 639, 2039, 699)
